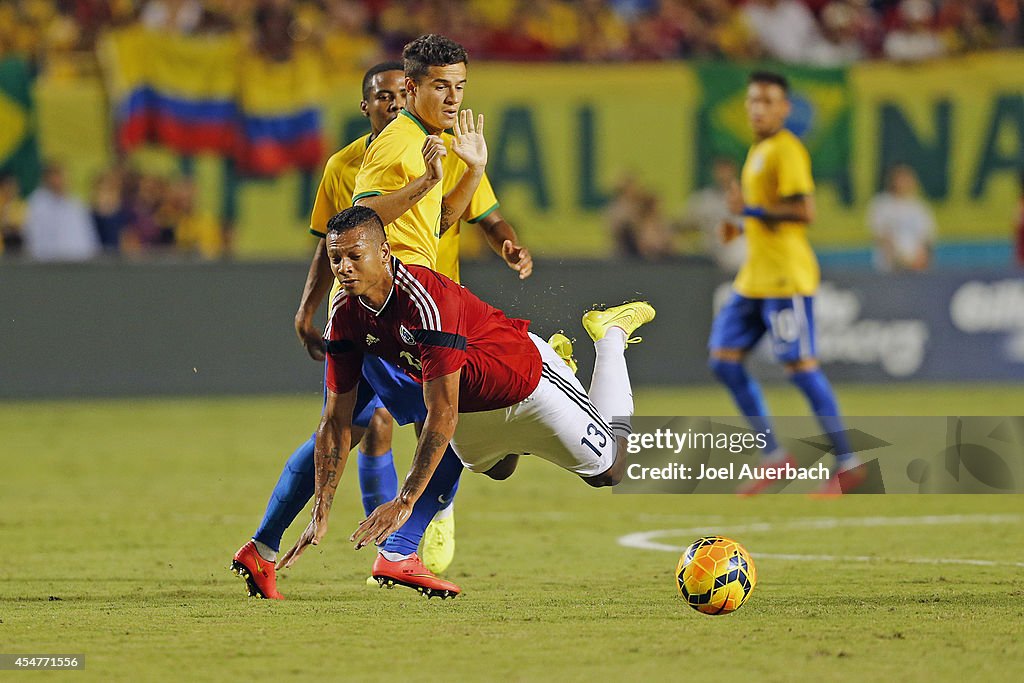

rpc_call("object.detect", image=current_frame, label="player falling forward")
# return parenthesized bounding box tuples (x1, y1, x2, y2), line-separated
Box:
(276, 206, 655, 594)
(710, 71, 862, 496)
(232, 39, 532, 600)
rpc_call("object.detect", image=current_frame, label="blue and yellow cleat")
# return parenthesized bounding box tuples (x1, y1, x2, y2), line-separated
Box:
(547, 332, 578, 374)
(582, 301, 656, 346)
(421, 512, 456, 575)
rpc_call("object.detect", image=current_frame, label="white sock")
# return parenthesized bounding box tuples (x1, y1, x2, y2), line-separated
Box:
(589, 328, 633, 440)
(763, 447, 788, 463)
(432, 501, 454, 521)
(253, 539, 277, 562)
(380, 550, 413, 562)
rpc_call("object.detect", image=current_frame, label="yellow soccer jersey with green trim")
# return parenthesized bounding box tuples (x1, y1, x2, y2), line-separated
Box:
(733, 128, 820, 298)
(309, 133, 371, 238)
(352, 109, 442, 268)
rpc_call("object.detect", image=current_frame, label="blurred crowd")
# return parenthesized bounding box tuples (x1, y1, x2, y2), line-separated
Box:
(0, 162, 227, 260)
(1, 0, 1023, 77)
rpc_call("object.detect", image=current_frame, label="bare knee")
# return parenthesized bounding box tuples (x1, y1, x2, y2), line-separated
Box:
(484, 454, 519, 480)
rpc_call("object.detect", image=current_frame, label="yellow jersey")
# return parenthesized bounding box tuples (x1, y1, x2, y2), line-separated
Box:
(734, 128, 820, 298)
(311, 117, 498, 312)
(353, 109, 443, 268)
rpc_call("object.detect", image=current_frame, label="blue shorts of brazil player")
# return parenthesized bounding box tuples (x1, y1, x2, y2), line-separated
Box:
(352, 355, 427, 427)
(708, 291, 816, 363)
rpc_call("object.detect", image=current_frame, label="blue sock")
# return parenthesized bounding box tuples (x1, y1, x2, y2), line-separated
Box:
(789, 368, 854, 466)
(380, 447, 462, 557)
(709, 359, 780, 455)
(357, 450, 398, 516)
(253, 434, 316, 552)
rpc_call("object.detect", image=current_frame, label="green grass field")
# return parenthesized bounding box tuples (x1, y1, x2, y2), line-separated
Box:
(2, 384, 1023, 681)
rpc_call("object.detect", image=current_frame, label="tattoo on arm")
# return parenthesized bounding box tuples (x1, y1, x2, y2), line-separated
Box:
(439, 203, 455, 234)
(401, 430, 450, 500)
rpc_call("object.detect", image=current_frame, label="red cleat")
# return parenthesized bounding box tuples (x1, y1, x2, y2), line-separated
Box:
(231, 541, 284, 600)
(736, 454, 800, 496)
(372, 553, 461, 599)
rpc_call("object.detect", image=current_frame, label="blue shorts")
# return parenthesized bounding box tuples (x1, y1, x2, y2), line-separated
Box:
(351, 356, 427, 428)
(708, 292, 816, 364)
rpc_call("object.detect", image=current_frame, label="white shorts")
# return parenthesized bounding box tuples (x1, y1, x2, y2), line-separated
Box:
(450, 334, 618, 478)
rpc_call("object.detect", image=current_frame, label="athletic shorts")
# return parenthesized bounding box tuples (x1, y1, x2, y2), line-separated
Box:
(708, 291, 816, 364)
(352, 355, 427, 428)
(450, 334, 618, 478)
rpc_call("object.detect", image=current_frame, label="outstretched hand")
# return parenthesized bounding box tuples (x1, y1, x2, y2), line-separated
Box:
(451, 109, 487, 170)
(350, 498, 414, 550)
(277, 516, 328, 570)
(501, 240, 533, 279)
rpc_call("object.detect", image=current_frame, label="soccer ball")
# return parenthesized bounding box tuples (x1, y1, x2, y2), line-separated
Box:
(676, 536, 756, 615)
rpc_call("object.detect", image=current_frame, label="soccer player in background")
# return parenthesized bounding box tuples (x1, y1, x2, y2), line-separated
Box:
(276, 207, 655, 591)
(233, 39, 532, 599)
(709, 71, 861, 496)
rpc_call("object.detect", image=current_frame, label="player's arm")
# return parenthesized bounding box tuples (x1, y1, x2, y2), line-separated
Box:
(727, 178, 815, 226)
(278, 385, 358, 568)
(294, 238, 332, 361)
(355, 135, 446, 226)
(476, 209, 533, 279)
(350, 370, 461, 549)
(440, 110, 487, 236)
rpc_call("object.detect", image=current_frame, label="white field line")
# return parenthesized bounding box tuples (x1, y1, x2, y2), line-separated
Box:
(618, 514, 1024, 568)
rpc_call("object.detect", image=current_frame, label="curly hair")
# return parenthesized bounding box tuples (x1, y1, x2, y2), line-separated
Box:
(402, 34, 468, 82)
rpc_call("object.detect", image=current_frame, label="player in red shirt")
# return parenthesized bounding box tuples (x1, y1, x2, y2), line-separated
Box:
(277, 206, 655, 585)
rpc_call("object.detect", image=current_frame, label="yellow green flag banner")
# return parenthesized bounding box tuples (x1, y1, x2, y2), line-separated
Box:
(695, 62, 853, 204)
(0, 57, 41, 193)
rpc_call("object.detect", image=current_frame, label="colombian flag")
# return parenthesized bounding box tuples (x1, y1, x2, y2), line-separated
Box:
(236, 47, 325, 175)
(100, 27, 325, 175)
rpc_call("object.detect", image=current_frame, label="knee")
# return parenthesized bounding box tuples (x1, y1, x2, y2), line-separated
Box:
(361, 409, 394, 456)
(484, 454, 519, 481)
(708, 355, 741, 382)
(583, 468, 621, 488)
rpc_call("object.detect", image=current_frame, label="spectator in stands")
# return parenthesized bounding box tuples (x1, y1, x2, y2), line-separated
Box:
(1015, 170, 1024, 267)
(23, 160, 100, 262)
(883, 0, 947, 61)
(607, 173, 675, 261)
(91, 167, 128, 253)
(140, 0, 204, 34)
(0, 171, 26, 256)
(805, 1, 869, 65)
(167, 176, 224, 259)
(743, 0, 827, 63)
(679, 157, 746, 273)
(868, 164, 936, 272)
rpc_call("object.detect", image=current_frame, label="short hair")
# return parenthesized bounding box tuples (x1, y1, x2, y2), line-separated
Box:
(361, 61, 404, 99)
(326, 206, 386, 242)
(749, 70, 789, 94)
(403, 34, 468, 83)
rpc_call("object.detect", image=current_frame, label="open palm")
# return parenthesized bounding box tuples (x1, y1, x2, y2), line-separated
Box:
(451, 109, 487, 169)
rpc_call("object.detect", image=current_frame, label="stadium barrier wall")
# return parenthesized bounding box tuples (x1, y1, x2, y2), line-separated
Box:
(1, 261, 1021, 400)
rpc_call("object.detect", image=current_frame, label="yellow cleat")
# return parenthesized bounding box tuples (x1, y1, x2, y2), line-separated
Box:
(547, 332, 578, 374)
(582, 301, 656, 346)
(421, 512, 455, 575)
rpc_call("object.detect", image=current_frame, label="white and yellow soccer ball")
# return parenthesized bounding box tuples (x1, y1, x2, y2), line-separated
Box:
(676, 536, 756, 615)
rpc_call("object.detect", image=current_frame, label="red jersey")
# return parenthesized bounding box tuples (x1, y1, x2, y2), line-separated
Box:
(325, 259, 542, 413)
